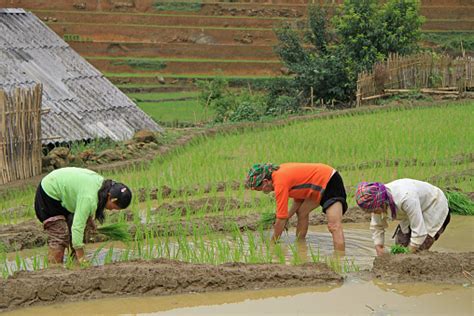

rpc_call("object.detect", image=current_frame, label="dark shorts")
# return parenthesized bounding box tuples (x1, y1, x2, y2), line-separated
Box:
(394, 212, 451, 250)
(34, 183, 71, 222)
(320, 171, 348, 214)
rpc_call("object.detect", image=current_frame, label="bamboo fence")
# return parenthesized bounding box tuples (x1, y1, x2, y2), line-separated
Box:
(356, 53, 474, 106)
(0, 84, 43, 185)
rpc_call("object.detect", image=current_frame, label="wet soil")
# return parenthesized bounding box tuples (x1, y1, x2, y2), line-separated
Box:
(0, 204, 369, 252)
(0, 220, 46, 252)
(0, 259, 342, 312)
(373, 251, 474, 284)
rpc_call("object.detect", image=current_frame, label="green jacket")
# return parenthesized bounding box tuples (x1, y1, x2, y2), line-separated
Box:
(41, 167, 104, 248)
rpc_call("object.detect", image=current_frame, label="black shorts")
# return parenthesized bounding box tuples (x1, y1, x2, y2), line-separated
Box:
(34, 183, 71, 222)
(320, 171, 348, 214)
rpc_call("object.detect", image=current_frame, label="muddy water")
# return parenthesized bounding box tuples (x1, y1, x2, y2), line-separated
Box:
(5, 278, 472, 315)
(4, 216, 473, 315)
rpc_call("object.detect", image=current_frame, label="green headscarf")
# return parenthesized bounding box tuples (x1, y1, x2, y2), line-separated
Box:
(245, 163, 280, 189)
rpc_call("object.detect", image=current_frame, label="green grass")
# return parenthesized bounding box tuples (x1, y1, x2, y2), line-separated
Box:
(422, 32, 474, 55)
(0, 101, 472, 219)
(127, 91, 199, 101)
(111, 59, 167, 71)
(137, 99, 214, 123)
(118, 102, 473, 193)
(89, 56, 280, 63)
(106, 73, 277, 79)
(154, 1, 202, 12)
(445, 191, 474, 216)
(117, 84, 184, 89)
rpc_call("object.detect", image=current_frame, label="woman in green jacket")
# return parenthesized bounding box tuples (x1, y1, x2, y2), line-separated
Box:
(34, 167, 132, 264)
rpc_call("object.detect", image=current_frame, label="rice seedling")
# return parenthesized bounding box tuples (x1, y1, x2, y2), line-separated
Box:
(445, 191, 474, 216)
(0, 101, 471, 276)
(104, 246, 115, 265)
(98, 222, 132, 242)
(390, 244, 410, 254)
(259, 211, 276, 228)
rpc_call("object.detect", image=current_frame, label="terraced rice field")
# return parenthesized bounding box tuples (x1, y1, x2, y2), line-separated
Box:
(5, 0, 471, 94)
(0, 101, 472, 313)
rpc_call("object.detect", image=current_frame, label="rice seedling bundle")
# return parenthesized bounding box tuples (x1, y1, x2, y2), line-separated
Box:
(259, 211, 275, 228)
(97, 222, 132, 242)
(390, 244, 410, 254)
(445, 191, 474, 216)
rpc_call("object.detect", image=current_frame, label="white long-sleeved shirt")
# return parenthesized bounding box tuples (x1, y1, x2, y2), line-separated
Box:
(370, 179, 449, 247)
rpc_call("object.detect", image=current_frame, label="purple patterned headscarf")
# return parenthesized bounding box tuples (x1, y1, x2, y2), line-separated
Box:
(355, 182, 397, 219)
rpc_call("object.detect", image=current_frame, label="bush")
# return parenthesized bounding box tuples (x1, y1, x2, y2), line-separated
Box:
(273, 0, 424, 105)
(229, 102, 261, 122)
(266, 95, 301, 116)
(198, 77, 265, 122)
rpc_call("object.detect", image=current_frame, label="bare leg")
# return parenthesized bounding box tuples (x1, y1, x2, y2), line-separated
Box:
(326, 202, 345, 253)
(295, 199, 319, 240)
(48, 246, 65, 264)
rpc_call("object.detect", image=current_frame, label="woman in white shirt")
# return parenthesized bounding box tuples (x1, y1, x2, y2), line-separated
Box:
(355, 179, 450, 255)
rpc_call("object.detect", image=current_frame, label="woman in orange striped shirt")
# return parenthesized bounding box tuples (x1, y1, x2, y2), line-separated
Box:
(246, 162, 347, 252)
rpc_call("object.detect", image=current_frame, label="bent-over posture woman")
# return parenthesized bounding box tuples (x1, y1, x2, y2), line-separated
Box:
(35, 167, 132, 263)
(355, 179, 450, 255)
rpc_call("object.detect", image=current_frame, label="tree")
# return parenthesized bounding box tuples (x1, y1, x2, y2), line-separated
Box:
(378, 0, 424, 55)
(272, 0, 424, 106)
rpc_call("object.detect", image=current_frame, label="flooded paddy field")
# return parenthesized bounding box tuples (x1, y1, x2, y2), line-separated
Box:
(1, 217, 473, 315)
(0, 103, 472, 314)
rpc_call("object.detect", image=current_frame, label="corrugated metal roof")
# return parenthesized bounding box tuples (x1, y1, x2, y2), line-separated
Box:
(0, 9, 162, 144)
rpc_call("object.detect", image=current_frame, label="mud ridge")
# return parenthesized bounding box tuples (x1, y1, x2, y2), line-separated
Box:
(0, 259, 342, 312)
(373, 251, 474, 284)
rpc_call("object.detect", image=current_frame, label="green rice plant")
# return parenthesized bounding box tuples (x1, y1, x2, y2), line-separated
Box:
(104, 246, 115, 265)
(65, 253, 76, 269)
(273, 242, 286, 264)
(350, 258, 360, 272)
(390, 244, 410, 254)
(154, 1, 202, 12)
(137, 99, 213, 125)
(14, 252, 22, 272)
(90, 242, 108, 265)
(98, 222, 132, 242)
(120, 247, 131, 262)
(308, 245, 321, 263)
(445, 191, 474, 216)
(259, 211, 276, 228)
(0, 242, 6, 262)
(42, 255, 49, 270)
(111, 59, 167, 71)
(2, 264, 9, 279)
(288, 242, 302, 265)
(31, 254, 39, 271)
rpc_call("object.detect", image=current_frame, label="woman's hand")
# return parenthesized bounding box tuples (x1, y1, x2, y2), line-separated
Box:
(75, 248, 85, 262)
(375, 244, 385, 256)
